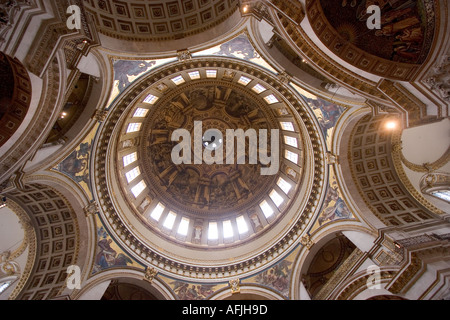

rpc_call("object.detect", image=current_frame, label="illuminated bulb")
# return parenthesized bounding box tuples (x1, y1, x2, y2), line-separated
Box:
(385, 120, 397, 130)
(242, 5, 248, 13)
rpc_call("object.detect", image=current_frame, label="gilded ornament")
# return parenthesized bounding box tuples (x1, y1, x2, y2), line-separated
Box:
(144, 267, 158, 283)
(229, 278, 240, 294)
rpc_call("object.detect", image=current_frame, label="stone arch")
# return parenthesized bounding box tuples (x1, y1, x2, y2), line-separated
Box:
(335, 108, 388, 230)
(21, 172, 95, 287)
(0, 52, 67, 185)
(333, 267, 400, 300)
(291, 225, 377, 300)
(3, 181, 82, 300)
(0, 52, 32, 149)
(209, 284, 286, 300)
(83, 0, 244, 54)
(23, 49, 108, 174)
(347, 114, 442, 227)
(73, 269, 175, 300)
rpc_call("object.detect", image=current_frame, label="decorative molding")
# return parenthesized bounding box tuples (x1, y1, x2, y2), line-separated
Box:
(314, 248, 364, 300)
(336, 270, 396, 300)
(176, 49, 192, 61)
(3, 199, 37, 300)
(143, 267, 158, 284)
(83, 0, 239, 42)
(377, 79, 428, 126)
(266, 0, 305, 25)
(423, 51, 450, 102)
(387, 252, 424, 295)
(348, 114, 443, 228)
(300, 234, 314, 250)
(93, 109, 109, 122)
(0, 0, 33, 43)
(229, 278, 240, 294)
(390, 130, 445, 215)
(83, 200, 99, 217)
(399, 144, 450, 173)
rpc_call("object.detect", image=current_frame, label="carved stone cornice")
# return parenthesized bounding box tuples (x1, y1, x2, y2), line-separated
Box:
(83, 200, 99, 217)
(423, 51, 450, 102)
(266, 0, 305, 25)
(0, 0, 33, 44)
(300, 234, 314, 250)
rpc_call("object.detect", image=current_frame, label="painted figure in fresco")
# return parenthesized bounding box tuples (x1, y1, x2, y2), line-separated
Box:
(338, 0, 426, 63)
(215, 35, 259, 61)
(318, 185, 352, 225)
(59, 142, 91, 185)
(396, 27, 423, 43)
(255, 260, 292, 296)
(225, 93, 252, 118)
(113, 60, 156, 93)
(392, 43, 421, 61)
(94, 238, 134, 271)
(301, 95, 344, 139)
(95, 238, 117, 269)
(172, 281, 214, 300)
(375, 16, 420, 37)
(189, 89, 212, 111)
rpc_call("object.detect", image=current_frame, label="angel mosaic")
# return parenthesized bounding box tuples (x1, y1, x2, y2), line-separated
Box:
(58, 141, 91, 186)
(253, 260, 292, 297)
(92, 226, 133, 274)
(113, 60, 156, 93)
(318, 184, 352, 226)
(171, 281, 217, 300)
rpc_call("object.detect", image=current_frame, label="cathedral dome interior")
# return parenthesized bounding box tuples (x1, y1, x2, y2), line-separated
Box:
(0, 0, 449, 303)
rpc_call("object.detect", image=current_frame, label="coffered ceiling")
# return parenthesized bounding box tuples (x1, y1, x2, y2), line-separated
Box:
(82, 0, 239, 41)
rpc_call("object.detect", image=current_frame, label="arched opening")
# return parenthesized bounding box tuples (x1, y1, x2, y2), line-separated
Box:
(0, 52, 32, 148)
(303, 234, 357, 299)
(101, 279, 162, 300)
(45, 73, 94, 144)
